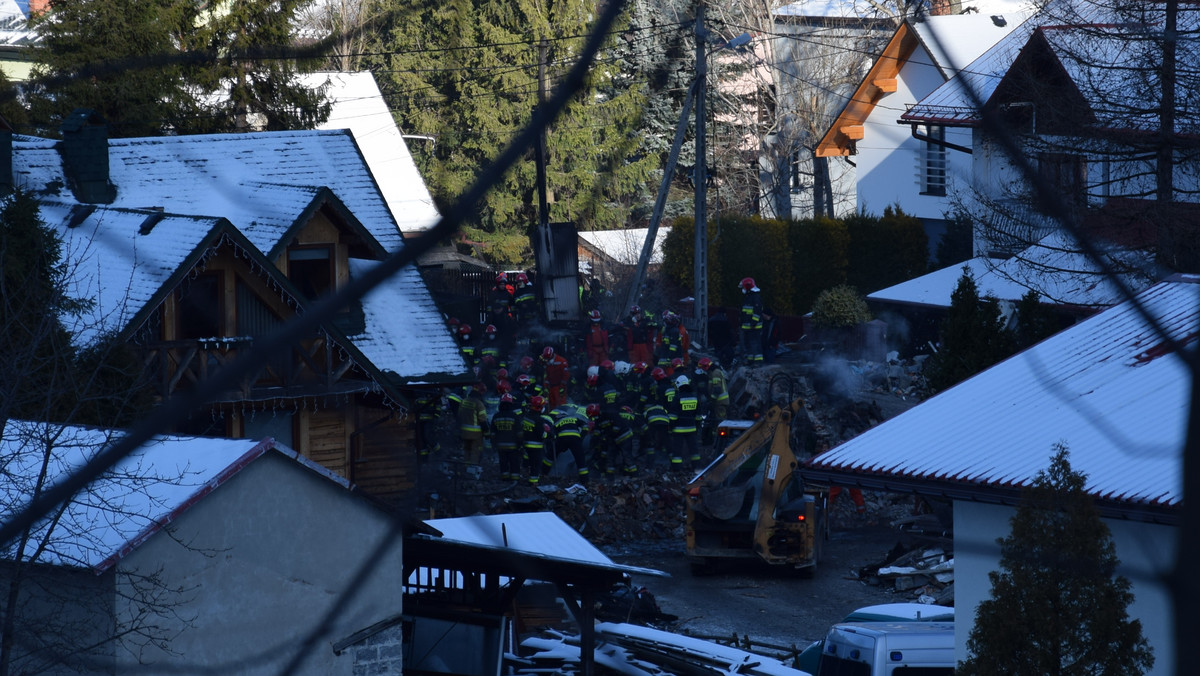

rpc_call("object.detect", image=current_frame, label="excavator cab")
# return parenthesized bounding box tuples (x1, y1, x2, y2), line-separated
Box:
(685, 399, 828, 575)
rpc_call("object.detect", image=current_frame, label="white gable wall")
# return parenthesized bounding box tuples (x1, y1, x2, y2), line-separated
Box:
(114, 452, 404, 675)
(856, 45, 972, 222)
(954, 500, 1175, 675)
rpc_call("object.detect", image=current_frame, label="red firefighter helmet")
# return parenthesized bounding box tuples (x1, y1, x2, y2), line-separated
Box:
(496, 367, 509, 380)
(447, 317, 460, 328)
(740, 277, 756, 292)
(500, 393, 515, 404)
(458, 324, 472, 337)
(516, 374, 533, 388)
(586, 373, 599, 387)
(496, 271, 508, 284)
(670, 357, 683, 370)
(633, 361, 648, 374)
(485, 324, 498, 335)
(651, 367, 667, 381)
(472, 382, 486, 393)
(529, 395, 546, 412)
(520, 355, 534, 370)
(588, 309, 602, 323)
(586, 403, 601, 419)
(697, 357, 714, 372)
(515, 271, 529, 285)
(541, 346, 555, 360)
(496, 379, 512, 393)
(600, 359, 614, 371)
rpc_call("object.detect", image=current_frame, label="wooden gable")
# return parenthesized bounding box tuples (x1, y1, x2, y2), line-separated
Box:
(816, 22, 920, 158)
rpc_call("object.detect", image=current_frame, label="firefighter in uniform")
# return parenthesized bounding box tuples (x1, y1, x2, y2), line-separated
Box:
(739, 277, 764, 364)
(457, 382, 490, 466)
(520, 395, 553, 484)
(491, 394, 522, 480)
(669, 374, 701, 469)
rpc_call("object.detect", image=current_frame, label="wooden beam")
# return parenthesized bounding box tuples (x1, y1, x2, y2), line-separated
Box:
(873, 77, 897, 92)
(840, 125, 865, 140)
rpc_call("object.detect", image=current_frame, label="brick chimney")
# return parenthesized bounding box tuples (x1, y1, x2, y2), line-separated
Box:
(27, 1, 51, 18)
(60, 109, 116, 204)
(929, 0, 961, 16)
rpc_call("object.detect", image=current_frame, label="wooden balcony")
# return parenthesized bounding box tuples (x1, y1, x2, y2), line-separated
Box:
(141, 335, 374, 402)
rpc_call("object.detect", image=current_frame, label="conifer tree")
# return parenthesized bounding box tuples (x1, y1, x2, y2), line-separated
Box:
(959, 445, 1154, 676)
(363, 0, 660, 265)
(924, 267, 1014, 392)
(25, 0, 331, 137)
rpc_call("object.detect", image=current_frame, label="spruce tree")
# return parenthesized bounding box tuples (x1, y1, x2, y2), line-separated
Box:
(363, 0, 660, 265)
(923, 267, 1014, 392)
(25, 0, 331, 137)
(959, 445, 1154, 676)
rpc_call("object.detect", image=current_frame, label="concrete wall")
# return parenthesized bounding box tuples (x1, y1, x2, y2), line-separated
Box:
(114, 452, 405, 675)
(0, 562, 115, 675)
(954, 500, 1175, 675)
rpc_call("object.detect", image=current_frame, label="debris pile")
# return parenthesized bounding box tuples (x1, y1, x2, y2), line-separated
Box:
(857, 523, 956, 605)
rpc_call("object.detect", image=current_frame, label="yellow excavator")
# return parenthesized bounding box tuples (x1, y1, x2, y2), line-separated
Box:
(685, 399, 829, 575)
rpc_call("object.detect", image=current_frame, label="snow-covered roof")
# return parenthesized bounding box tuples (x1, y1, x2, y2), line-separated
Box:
(870, 231, 1158, 310)
(423, 512, 666, 578)
(348, 258, 468, 382)
(811, 276, 1196, 519)
(305, 71, 441, 234)
(0, 0, 35, 47)
(868, 256, 996, 308)
(13, 129, 465, 382)
(577, 227, 670, 266)
(901, 10, 1039, 124)
(42, 202, 230, 346)
(911, 12, 1029, 76)
(0, 422, 346, 571)
(14, 129, 405, 252)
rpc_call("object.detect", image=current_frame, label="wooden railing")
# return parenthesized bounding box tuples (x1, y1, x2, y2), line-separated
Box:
(140, 335, 370, 401)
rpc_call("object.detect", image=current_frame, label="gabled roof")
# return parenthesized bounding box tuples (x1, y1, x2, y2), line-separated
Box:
(41, 202, 242, 346)
(14, 129, 406, 253)
(818, 13, 1027, 156)
(809, 276, 1196, 524)
(16, 129, 467, 383)
(307, 71, 442, 234)
(0, 421, 350, 572)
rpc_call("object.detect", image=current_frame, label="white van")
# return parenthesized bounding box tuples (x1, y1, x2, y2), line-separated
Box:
(816, 621, 954, 676)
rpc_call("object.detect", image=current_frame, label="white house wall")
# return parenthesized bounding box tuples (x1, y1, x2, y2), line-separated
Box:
(857, 47, 970, 222)
(954, 500, 1175, 675)
(113, 453, 405, 675)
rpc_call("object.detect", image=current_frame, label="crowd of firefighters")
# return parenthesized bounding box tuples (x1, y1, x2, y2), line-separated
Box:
(412, 273, 773, 485)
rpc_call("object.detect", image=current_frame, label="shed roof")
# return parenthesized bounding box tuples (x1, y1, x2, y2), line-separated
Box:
(869, 231, 1158, 310)
(809, 276, 1196, 523)
(420, 512, 667, 580)
(0, 423, 346, 572)
(577, 227, 670, 266)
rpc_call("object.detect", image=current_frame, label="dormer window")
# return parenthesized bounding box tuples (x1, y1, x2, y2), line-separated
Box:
(288, 245, 334, 301)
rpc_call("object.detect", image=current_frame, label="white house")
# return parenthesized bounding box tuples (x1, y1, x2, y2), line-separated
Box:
(805, 275, 1196, 675)
(816, 11, 1029, 247)
(901, 2, 1200, 259)
(0, 425, 405, 675)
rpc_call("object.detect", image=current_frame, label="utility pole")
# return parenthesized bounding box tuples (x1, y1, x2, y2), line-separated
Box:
(535, 38, 550, 229)
(693, 4, 709, 348)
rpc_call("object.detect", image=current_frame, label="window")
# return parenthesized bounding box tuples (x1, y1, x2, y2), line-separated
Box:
(288, 245, 334, 301)
(790, 149, 804, 191)
(1038, 152, 1087, 206)
(176, 273, 221, 339)
(919, 124, 947, 196)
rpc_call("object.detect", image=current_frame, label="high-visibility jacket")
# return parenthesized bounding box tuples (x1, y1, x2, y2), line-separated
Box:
(741, 290, 764, 330)
(670, 388, 700, 434)
(457, 393, 488, 439)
